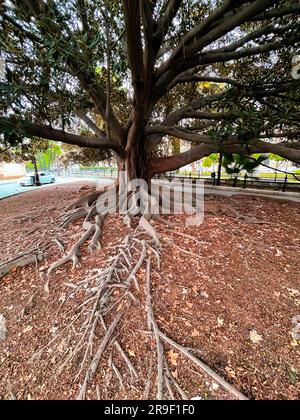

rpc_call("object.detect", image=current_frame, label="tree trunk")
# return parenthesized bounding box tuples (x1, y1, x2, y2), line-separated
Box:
(217, 153, 223, 186)
(124, 127, 153, 184)
(32, 156, 41, 186)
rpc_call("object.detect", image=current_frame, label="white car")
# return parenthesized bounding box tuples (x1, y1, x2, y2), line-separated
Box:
(19, 172, 56, 186)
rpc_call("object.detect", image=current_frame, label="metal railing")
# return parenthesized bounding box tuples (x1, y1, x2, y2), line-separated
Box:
(53, 168, 300, 193)
(154, 172, 300, 193)
(54, 168, 118, 179)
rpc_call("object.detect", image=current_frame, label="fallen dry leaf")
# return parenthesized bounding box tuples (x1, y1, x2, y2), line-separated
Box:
(22, 325, 33, 334)
(192, 286, 198, 294)
(217, 317, 224, 327)
(250, 330, 263, 344)
(290, 339, 299, 347)
(116, 302, 123, 312)
(287, 288, 300, 297)
(225, 366, 236, 379)
(58, 293, 66, 304)
(168, 349, 179, 366)
(191, 328, 200, 337)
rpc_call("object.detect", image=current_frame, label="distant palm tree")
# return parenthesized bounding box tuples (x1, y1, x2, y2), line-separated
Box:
(222, 154, 267, 187)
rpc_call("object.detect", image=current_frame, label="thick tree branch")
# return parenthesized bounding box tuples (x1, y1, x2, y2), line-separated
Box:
(180, 31, 300, 72)
(180, 0, 276, 61)
(140, 0, 156, 89)
(169, 75, 240, 91)
(150, 143, 215, 174)
(160, 92, 226, 126)
(211, 23, 295, 54)
(259, 132, 300, 140)
(157, 0, 234, 73)
(75, 111, 106, 138)
(250, 4, 300, 21)
(152, 30, 299, 100)
(146, 126, 211, 144)
(122, 0, 144, 95)
(154, 0, 182, 51)
(250, 139, 300, 163)
(150, 137, 300, 175)
(0, 117, 115, 150)
(152, 2, 299, 104)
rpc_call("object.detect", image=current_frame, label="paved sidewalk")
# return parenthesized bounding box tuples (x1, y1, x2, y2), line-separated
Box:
(0, 177, 113, 200)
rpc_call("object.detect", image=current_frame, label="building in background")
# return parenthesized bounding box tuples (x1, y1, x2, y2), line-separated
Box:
(0, 162, 26, 179)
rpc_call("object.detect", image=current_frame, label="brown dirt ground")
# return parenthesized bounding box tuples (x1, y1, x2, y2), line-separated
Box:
(0, 183, 299, 400)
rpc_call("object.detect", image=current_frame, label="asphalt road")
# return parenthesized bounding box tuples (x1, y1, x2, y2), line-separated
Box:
(0, 177, 113, 199)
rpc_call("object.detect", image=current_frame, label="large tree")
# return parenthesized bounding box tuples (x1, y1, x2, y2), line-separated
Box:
(1, 1, 300, 401)
(1, 0, 300, 182)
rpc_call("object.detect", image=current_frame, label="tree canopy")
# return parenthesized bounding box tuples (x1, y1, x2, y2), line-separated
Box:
(1, 0, 300, 180)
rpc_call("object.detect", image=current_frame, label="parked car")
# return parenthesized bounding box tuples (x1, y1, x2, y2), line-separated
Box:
(19, 172, 56, 186)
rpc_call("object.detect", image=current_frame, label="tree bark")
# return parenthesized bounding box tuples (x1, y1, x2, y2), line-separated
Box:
(32, 156, 41, 186)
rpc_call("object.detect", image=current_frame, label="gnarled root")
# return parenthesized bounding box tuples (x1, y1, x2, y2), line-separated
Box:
(47, 219, 101, 274)
(145, 258, 249, 401)
(34, 220, 248, 400)
(0, 252, 44, 279)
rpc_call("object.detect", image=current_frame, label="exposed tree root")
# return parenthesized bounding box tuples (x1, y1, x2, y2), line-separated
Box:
(0, 252, 44, 279)
(32, 211, 249, 400)
(145, 258, 249, 401)
(2, 186, 261, 399)
(205, 200, 265, 224)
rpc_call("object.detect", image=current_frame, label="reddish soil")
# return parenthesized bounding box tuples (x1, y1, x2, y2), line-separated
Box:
(0, 183, 299, 400)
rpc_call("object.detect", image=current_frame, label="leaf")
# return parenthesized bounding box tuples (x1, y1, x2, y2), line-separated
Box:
(225, 366, 236, 379)
(287, 288, 300, 297)
(22, 325, 33, 334)
(58, 293, 66, 304)
(168, 349, 179, 366)
(192, 286, 198, 294)
(116, 302, 123, 312)
(191, 328, 200, 337)
(210, 382, 220, 392)
(217, 317, 224, 327)
(250, 330, 262, 344)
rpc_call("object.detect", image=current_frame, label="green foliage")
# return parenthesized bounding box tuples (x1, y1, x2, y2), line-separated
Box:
(222, 154, 268, 178)
(26, 142, 61, 170)
(202, 154, 219, 168)
(0, 136, 60, 169)
(269, 154, 286, 162)
(60, 143, 113, 167)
